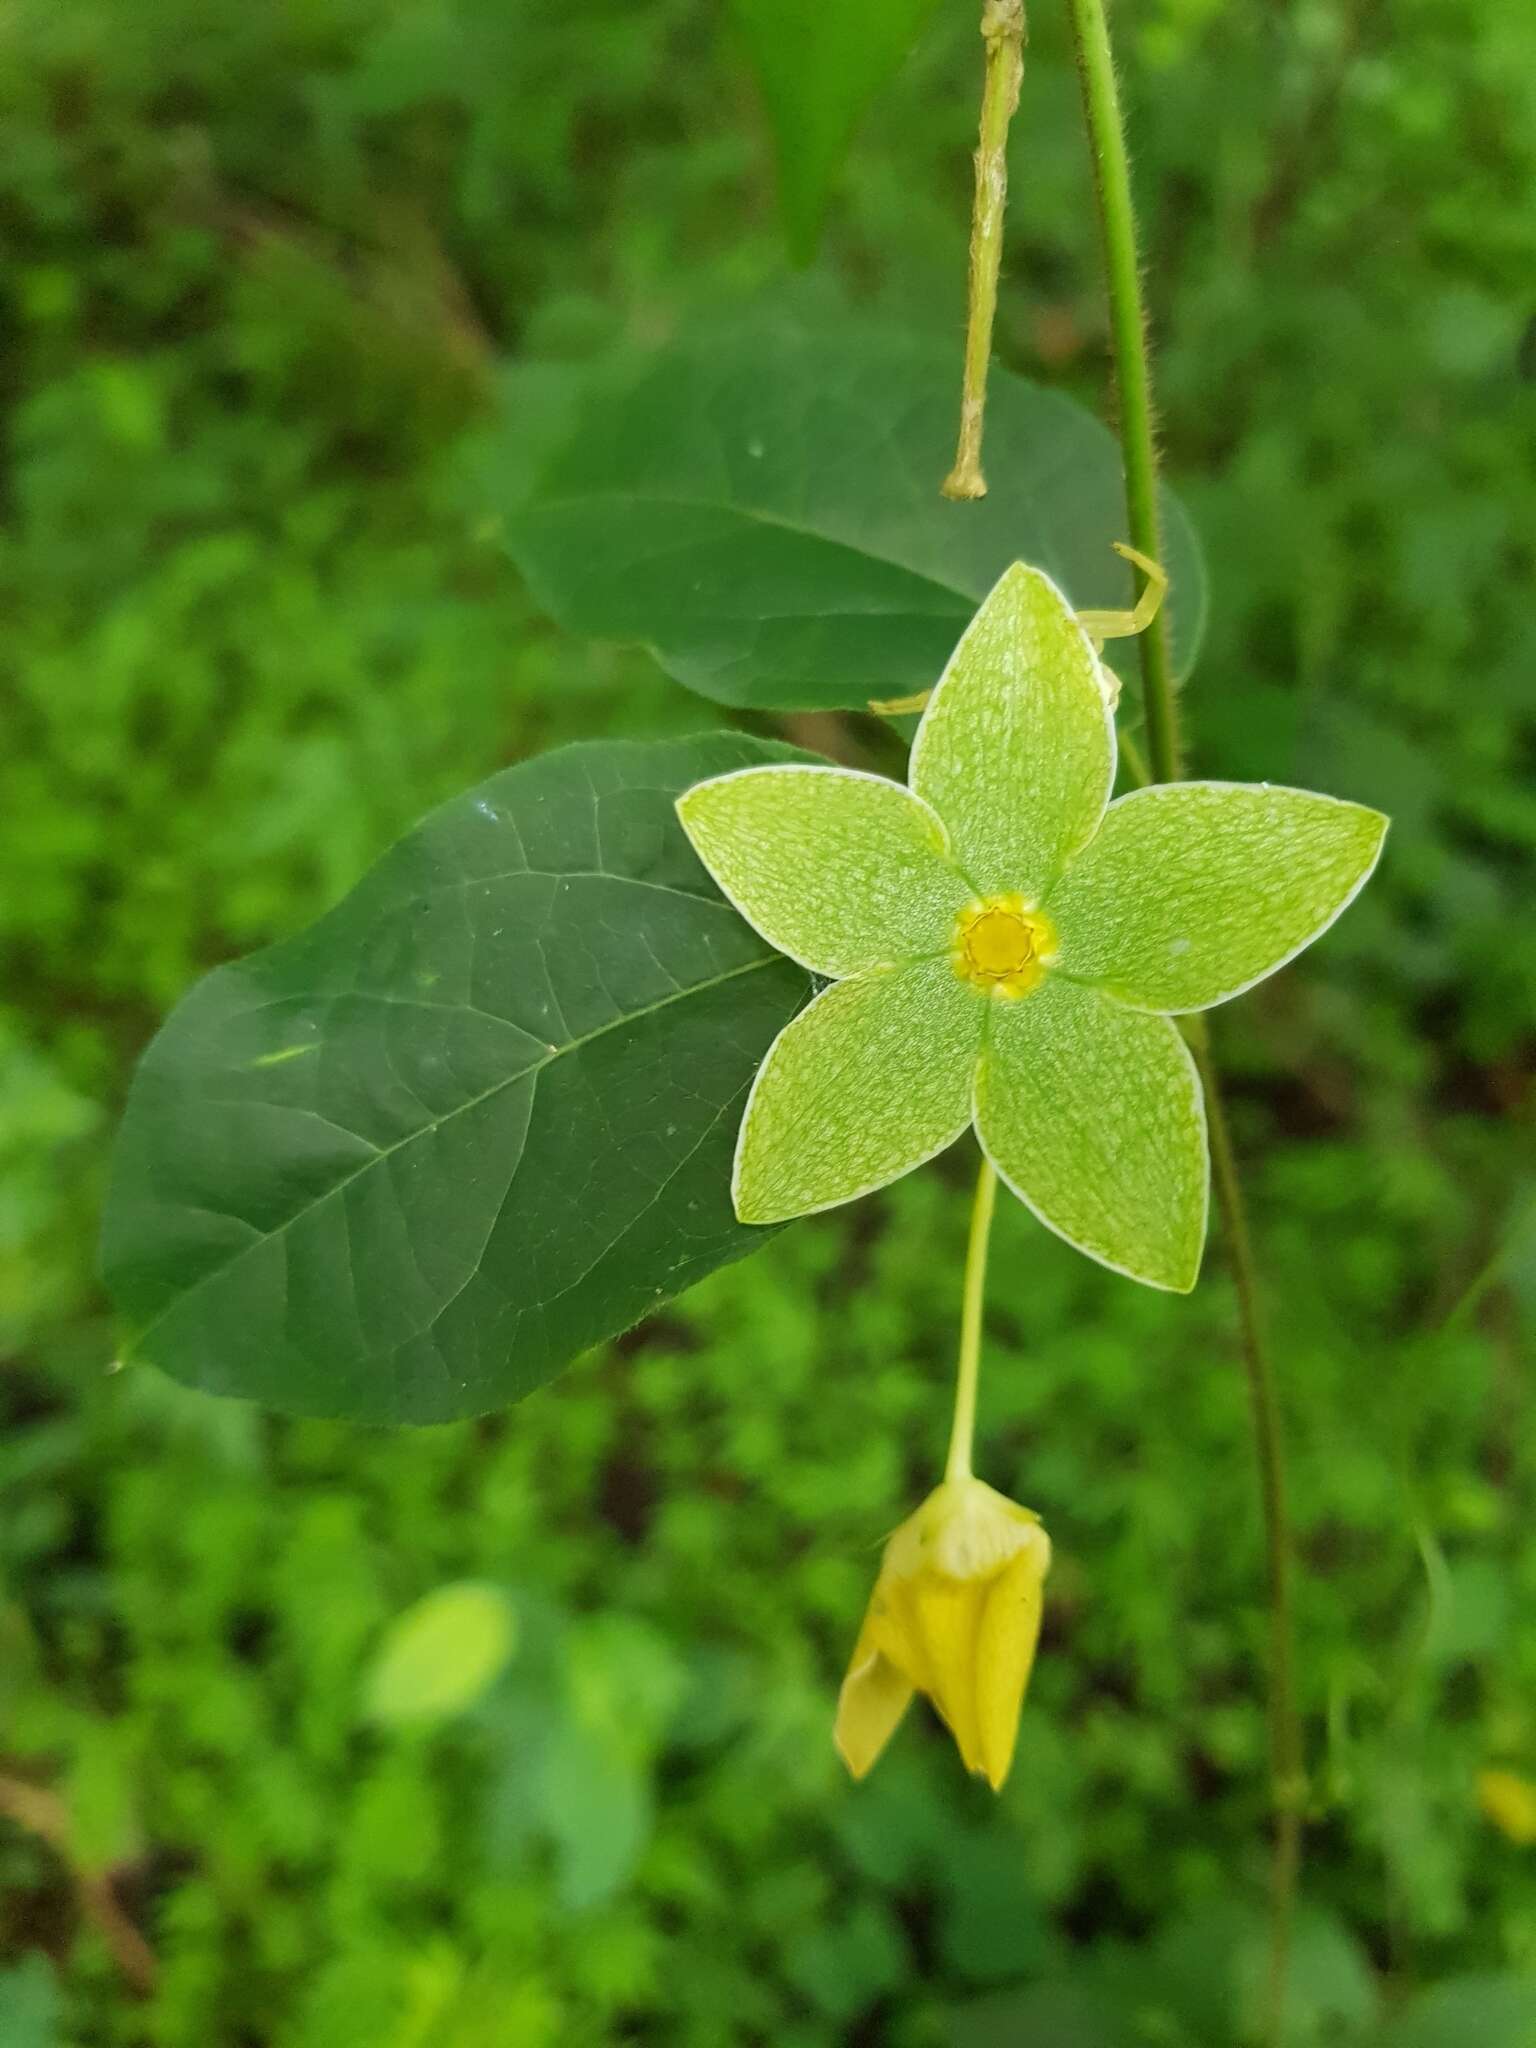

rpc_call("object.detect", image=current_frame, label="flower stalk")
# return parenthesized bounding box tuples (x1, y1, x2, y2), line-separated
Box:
(946, 1156, 999, 1482)
(1063, 0, 1305, 2034)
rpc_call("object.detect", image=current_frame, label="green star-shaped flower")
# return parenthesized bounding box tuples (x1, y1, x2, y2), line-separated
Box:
(677, 564, 1387, 1291)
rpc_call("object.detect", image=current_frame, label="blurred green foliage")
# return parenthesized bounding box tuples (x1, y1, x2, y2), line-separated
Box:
(1, 0, 1533, 2042)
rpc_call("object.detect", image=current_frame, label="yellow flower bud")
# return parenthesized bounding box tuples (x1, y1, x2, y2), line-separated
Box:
(834, 1476, 1050, 1790)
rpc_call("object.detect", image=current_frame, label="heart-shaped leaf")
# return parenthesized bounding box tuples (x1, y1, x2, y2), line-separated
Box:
(101, 737, 812, 1424)
(494, 312, 1207, 711)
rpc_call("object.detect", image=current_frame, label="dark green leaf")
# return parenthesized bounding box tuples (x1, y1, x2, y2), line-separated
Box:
(729, 0, 941, 263)
(101, 738, 812, 1424)
(497, 312, 1207, 712)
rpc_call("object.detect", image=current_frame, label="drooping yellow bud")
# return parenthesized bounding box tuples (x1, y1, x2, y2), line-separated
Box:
(834, 1476, 1050, 1790)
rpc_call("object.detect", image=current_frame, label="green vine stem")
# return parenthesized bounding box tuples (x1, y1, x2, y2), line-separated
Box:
(946, 1157, 999, 1481)
(1063, 0, 1304, 2035)
(1188, 1012, 1307, 2015)
(1064, 0, 1180, 781)
(943, 0, 1026, 500)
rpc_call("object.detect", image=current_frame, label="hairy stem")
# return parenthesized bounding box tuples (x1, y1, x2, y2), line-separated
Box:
(946, 1157, 998, 1482)
(1064, 1, 1302, 2033)
(943, 0, 1026, 501)
(1064, 0, 1179, 781)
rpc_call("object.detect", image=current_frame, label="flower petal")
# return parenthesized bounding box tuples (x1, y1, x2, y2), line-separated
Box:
(909, 564, 1115, 899)
(678, 764, 971, 978)
(834, 1628, 914, 1781)
(897, 1576, 985, 1775)
(1048, 781, 1388, 1012)
(974, 977, 1208, 1291)
(974, 1536, 1048, 1790)
(733, 961, 981, 1223)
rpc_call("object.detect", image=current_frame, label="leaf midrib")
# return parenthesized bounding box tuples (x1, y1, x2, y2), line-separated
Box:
(519, 489, 984, 614)
(128, 949, 789, 1361)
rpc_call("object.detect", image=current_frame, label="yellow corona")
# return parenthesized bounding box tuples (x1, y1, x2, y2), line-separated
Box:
(951, 895, 1058, 998)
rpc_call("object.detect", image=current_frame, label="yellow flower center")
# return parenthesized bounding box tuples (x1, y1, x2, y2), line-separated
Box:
(951, 895, 1057, 999)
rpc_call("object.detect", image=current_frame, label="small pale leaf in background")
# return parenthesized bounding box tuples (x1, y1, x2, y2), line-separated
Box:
(365, 1583, 517, 1727)
(786, 1902, 907, 2019)
(728, 0, 940, 263)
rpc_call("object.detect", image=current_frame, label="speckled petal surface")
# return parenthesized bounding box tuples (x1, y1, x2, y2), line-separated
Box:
(677, 764, 971, 980)
(732, 960, 981, 1223)
(974, 977, 1208, 1291)
(909, 563, 1115, 900)
(1047, 781, 1388, 1012)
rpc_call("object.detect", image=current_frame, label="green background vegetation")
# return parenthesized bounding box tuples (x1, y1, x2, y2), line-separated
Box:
(3, 0, 1534, 2040)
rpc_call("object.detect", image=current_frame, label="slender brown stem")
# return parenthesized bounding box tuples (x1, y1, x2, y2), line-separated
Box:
(1064, 3, 1304, 2036)
(943, 0, 1026, 500)
(0, 1774, 157, 1995)
(1190, 1020, 1305, 2029)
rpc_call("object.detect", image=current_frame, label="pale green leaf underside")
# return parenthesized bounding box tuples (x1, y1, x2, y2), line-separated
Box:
(678, 765, 970, 977)
(975, 978, 1208, 1292)
(911, 564, 1115, 900)
(734, 961, 980, 1223)
(365, 1583, 518, 1726)
(1049, 782, 1389, 1012)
